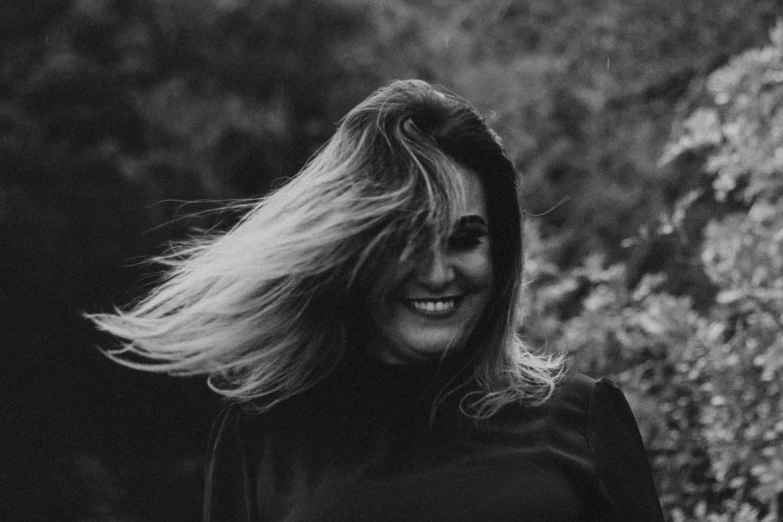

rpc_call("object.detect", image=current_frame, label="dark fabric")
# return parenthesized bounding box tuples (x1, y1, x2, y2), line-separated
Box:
(203, 364, 664, 522)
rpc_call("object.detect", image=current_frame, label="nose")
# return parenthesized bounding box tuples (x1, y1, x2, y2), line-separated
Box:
(415, 245, 455, 290)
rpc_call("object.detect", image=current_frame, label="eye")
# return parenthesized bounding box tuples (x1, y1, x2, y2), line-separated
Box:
(448, 232, 485, 250)
(448, 217, 489, 251)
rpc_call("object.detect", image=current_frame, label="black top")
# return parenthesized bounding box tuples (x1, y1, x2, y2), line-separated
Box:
(203, 359, 664, 521)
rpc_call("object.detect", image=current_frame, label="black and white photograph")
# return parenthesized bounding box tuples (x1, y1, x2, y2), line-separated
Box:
(2, 0, 782, 520)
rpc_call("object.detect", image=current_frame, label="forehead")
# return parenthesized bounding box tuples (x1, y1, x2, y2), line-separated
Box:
(454, 164, 487, 218)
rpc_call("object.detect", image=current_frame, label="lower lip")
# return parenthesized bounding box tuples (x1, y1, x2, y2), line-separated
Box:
(401, 297, 464, 319)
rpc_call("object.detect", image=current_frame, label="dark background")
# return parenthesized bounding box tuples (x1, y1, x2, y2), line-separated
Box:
(2, 0, 783, 520)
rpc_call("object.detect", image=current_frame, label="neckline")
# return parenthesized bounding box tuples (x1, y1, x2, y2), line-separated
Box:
(339, 347, 475, 389)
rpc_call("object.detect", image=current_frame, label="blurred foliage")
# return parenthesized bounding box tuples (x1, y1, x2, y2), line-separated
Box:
(2, 0, 783, 520)
(522, 22, 783, 520)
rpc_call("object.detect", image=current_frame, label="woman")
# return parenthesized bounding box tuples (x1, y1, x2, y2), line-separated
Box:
(90, 80, 664, 521)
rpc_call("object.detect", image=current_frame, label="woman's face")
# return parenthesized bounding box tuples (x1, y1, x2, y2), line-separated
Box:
(367, 165, 494, 364)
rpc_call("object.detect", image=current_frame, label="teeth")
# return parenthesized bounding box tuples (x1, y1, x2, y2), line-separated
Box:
(409, 299, 456, 313)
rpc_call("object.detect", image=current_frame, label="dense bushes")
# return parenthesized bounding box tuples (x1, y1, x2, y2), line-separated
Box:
(521, 23, 783, 519)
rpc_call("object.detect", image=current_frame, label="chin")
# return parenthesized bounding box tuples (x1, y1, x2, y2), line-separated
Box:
(402, 332, 467, 359)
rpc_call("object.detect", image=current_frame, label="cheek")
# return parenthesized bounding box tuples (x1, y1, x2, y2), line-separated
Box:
(464, 248, 494, 291)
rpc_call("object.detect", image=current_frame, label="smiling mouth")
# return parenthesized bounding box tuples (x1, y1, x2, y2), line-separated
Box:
(402, 296, 463, 317)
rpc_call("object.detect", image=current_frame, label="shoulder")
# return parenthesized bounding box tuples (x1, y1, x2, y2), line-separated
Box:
(208, 400, 279, 450)
(549, 372, 598, 406)
(522, 372, 637, 439)
(554, 377, 659, 483)
(551, 376, 665, 519)
(543, 372, 601, 421)
(548, 372, 629, 414)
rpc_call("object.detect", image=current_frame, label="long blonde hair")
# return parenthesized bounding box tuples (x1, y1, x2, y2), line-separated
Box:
(88, 79, 564, 417)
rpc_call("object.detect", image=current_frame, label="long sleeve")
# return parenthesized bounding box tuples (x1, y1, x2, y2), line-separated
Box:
(203, 405, 256, 522)
(587, 377, 665, 521)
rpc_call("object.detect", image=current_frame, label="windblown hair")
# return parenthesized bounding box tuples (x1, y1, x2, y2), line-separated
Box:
(88, 79, 564, 418)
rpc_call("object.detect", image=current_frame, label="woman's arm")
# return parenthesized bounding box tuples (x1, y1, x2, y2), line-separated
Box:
(587, 378, 665, 521)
